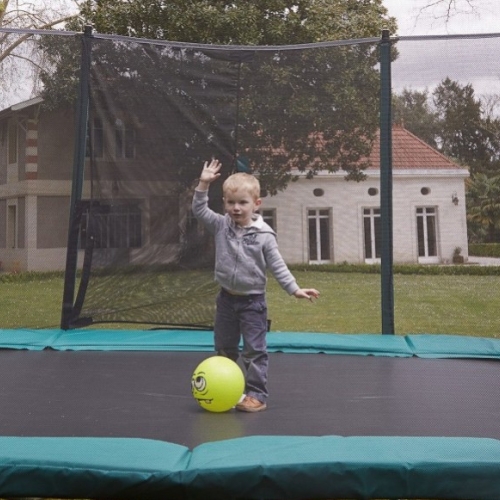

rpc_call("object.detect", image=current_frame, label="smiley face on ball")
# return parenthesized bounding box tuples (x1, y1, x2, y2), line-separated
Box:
(191, 370, 213, 405)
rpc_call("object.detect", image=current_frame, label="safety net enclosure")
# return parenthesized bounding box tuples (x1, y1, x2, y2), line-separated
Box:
(1, 29, 499, 335)
(61, 31, 383, 329)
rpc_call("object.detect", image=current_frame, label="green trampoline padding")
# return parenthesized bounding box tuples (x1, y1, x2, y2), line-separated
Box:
(2, 328, 500, 359)
(0, 435, 500, 499)
(0, 437, 189, 499)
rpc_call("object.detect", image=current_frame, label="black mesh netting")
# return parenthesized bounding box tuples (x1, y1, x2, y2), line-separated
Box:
(2, 30, 499, 333)
(69, 35, 381, 328)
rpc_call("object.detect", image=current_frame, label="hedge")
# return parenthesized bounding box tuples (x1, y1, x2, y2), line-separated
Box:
(469, 243, 500, 258)
(289, 262, 500, 276)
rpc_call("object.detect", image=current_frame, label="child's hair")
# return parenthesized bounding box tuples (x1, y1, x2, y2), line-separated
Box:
(223, 173, 260, 200)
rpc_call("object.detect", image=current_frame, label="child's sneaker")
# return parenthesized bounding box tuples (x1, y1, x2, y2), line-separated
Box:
(235, 395, 267, 412)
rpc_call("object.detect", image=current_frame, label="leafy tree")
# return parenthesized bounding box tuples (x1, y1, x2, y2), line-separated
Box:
(0, 0, 83, 107)
(394, 80, 500, 174)
(392, 88, 440, 148)
(40, 0, 397, 194)
(433, 77, 500, 176)
(466, 173, 500, 242)
(75, 0, 395, 46)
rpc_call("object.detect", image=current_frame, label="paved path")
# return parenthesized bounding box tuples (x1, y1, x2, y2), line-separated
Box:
(467, 256, 500, 266)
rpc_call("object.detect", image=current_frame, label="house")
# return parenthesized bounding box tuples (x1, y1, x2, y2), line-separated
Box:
(0, 98, 469, 273)
(0, 97, 75, 272)
(260, 126, 469, 265)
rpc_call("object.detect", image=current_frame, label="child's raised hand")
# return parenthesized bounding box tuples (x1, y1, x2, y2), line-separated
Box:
(293, 288, 320, 301)
(200, 159, 222, 184)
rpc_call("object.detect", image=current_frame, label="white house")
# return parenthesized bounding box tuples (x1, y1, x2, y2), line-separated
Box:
(260, 127, 469, 265)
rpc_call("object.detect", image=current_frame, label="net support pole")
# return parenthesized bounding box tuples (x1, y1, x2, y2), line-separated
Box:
(379, 29, 395, 334)
(60, 25, 93, 330)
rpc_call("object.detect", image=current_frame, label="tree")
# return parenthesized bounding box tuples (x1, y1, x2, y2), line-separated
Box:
(40, 0, 397, 194)
(0, 0, 82, 107)
(466, 173, 500, 242)
(433, 77, 500, 176)
(392, 88, 440, 148)
(76, 0, 396, 46)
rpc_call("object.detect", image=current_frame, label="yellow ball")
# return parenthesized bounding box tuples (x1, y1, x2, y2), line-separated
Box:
(191, 356, 245, 412)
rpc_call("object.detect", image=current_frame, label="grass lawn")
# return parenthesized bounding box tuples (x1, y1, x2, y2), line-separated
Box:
(1, 270, 499, 337)
(267, 272, 500, 336)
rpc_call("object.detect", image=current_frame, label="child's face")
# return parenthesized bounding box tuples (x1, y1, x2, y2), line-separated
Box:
(223, 188, 261, 227)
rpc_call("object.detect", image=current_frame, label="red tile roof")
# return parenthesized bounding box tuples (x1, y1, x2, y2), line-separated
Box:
(369, 126, 462, 170)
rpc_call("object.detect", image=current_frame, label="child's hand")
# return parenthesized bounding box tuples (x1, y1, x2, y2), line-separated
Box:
(199, 159, 222, 186)
(293, 288, 320, 301)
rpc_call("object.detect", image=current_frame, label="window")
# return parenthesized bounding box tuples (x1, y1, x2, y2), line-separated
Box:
(115, 120, 135, 159)
(8, 120, 17, 164)
(416, 207, 438, 261)
(85, 117, 136, 159)
(261, 209, 276, 231)
(308, 209, 331, 263)
(363, 208, 381, 261)
(80, 204, 142, 249)
(7, 205, 17, 249)
(86, 117, 104, 158)
(149, 196, 180, 244)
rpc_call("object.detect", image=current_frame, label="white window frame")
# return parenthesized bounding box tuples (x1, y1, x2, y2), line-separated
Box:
(86, 117, 104, 159)
(260, 209, 276, 231)
(115, 119, 136, 159)
(416, 206, 440, 264)
(363, 207, 381, 264)
(307, 208, 332, 264)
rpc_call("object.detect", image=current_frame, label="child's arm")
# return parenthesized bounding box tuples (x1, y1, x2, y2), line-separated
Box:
(264, 239, 320, 301)
(195, 159, 222, 191)
(293, 288, 320, 301)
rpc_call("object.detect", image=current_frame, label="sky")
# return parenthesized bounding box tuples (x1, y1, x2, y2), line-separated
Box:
(382, 0, 500, 36)
(382, 1, 500, 100)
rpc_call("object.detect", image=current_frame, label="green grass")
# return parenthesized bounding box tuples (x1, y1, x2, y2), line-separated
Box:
(1, 270, 499, 337)
(266, 272, 500, 337)
(1, 274, 64, 329)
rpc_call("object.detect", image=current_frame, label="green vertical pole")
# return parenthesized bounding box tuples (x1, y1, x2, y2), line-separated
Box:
(61, 25, 93, 329)
(379, 29, 395, 334)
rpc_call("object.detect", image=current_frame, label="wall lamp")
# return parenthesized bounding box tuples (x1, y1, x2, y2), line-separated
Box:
(451, 192, 459, 205)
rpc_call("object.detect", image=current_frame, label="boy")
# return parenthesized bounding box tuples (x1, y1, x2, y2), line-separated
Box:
(192, 159, 319, 412)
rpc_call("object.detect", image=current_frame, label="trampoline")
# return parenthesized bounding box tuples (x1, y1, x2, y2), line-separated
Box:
(1, 329, 500, 499)
(2, 26, 500, 499)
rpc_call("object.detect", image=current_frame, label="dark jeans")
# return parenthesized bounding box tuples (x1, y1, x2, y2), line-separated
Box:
(215, 288, 269, 403)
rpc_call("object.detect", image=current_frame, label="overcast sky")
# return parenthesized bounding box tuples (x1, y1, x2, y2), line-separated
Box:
(382, 0, 500, 36)
(54, 0, 500, 36)
(382, 1, 500, 100)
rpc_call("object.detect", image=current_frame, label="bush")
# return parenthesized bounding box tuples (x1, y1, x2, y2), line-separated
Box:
(288, 262, 500, 276)
(469, 243, 500, 258)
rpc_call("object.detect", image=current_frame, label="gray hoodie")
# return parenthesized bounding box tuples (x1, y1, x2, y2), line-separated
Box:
(192, 189, 299, 296)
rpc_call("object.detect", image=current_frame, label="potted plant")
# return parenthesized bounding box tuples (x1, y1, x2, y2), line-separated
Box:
(452, 247, 464, 264)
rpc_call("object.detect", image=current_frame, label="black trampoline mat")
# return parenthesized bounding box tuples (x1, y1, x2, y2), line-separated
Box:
(1, 349, 499, 449)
